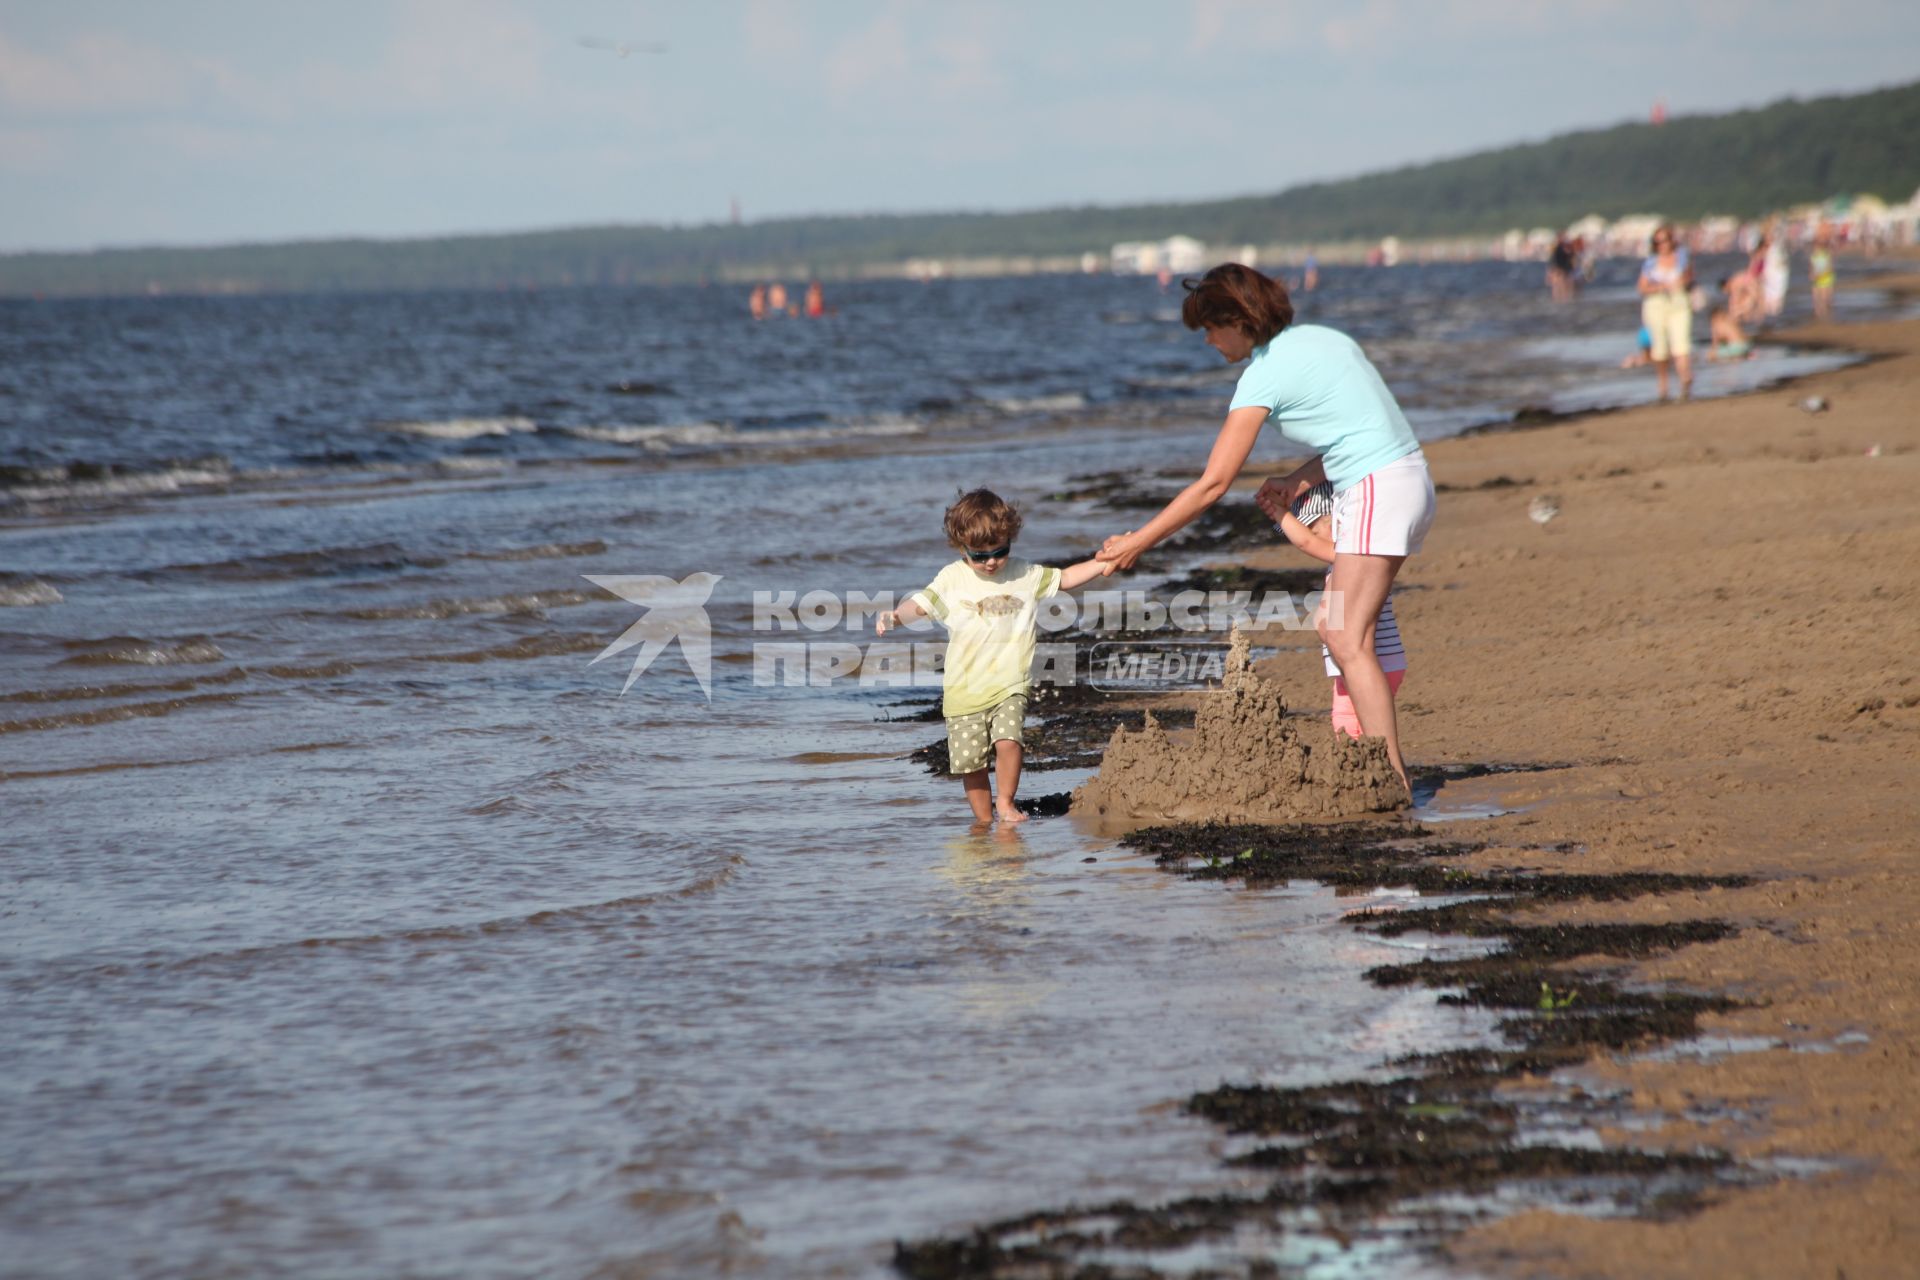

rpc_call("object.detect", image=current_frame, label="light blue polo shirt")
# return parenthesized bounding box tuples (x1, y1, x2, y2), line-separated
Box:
(1227, 324, 1420, 493)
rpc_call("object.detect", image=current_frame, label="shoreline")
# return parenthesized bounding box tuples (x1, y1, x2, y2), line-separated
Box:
(897, 290, 1919, 1275)
(1393, 294, 1920, 1277)
(1249, 292, 1920, 1275)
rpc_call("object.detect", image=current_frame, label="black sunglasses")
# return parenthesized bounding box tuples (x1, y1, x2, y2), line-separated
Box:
(965, 545, 1011, 562)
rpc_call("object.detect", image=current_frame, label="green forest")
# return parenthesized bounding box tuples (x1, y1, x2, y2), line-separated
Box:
(5, 79, 1916, 297)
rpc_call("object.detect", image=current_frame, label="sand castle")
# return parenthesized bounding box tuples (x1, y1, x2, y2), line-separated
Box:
(1071, 628, 1408, 824)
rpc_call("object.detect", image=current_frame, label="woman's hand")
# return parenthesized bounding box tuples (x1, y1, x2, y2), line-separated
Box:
(1095, 531, 1146, 572)
(1253, 478, 1290, 525)
(1267, 461, 1323, 514)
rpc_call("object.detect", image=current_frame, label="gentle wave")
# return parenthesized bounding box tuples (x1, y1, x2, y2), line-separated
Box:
(0, 459, 236, 505)
(467, 540, 608, 562)
(102, 854, 750, 978)
(261, 660, 357, 680)
(986, 393, 1088, 414)
(0, 578, 63, 607)
(0, 690, 246, 734)
(562, 422, 731, 447)
(376, 416, 538, 439)
(147, 540, 444, 582)
(57, 636, 227, 667)
(0, 738, 359, 782)
(415, 632, 610, 664)
(0, 666, 247, 704)
(330, 588, 596, 622)
(558, 415, 927, 452)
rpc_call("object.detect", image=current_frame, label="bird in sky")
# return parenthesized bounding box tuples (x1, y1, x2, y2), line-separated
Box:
(577, 35, 668, 58)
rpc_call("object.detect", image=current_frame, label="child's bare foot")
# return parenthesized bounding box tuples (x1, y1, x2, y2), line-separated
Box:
(995, 805, 1027, 825)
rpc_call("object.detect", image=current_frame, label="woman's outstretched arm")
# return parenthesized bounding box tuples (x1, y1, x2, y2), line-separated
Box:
(1096, 406, 1268, 571)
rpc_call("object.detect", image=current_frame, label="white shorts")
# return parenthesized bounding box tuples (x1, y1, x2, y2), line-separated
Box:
(1332, 453, 1435, 557)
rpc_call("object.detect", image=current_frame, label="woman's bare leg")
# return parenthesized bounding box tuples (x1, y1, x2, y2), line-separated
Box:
(1653, 356, 1671, 401)
(1675, 352, 1693, 400)
(1322, 552, 1411, 794)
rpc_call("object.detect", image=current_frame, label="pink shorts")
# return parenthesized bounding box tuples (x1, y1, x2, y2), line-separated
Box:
(1331, 669, 1406, 738)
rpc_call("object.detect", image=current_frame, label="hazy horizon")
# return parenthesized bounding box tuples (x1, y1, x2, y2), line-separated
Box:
(4, 0, 1917, 255)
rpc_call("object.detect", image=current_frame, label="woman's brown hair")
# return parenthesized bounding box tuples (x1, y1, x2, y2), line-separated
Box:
(1180, 263, 1295, 346)
(943, 488, 1023, 550)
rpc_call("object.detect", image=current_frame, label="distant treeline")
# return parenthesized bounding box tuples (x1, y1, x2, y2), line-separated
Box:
(5, 79, 1916, 298)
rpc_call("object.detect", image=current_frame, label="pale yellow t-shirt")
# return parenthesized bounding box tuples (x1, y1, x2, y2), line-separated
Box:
(910, 557, 1061, 717)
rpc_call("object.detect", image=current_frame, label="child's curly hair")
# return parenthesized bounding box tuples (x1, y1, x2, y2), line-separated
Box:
(944, 488, 1022, 550)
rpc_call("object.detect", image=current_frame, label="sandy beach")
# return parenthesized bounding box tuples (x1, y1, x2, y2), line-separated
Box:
(1221, 291, 1920, 1277)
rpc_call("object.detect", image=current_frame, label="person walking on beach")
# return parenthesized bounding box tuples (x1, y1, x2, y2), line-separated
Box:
(1094, 263, 1435, 797)
(877, 489, 1112, 828)
(1638, 224, 1695, 402)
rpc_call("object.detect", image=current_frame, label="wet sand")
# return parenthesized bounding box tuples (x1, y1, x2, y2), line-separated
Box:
(1226, 296, 1920, 1277)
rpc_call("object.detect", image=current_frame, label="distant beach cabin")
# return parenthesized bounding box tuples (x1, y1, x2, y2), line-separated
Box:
(1110, 235, 1207, 276)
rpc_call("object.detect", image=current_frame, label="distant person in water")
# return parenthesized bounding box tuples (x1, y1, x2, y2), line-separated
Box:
(1638, 224, 1695, 401)
(1809, 226, 1836, 320)
(1094, 263, 1435, 797)
(804, 280, 826, 318)
(1708, 278, 1754, 360)
(767, 281, 789, 315)
(749, 284, 768, 321)
(875, 489, 1112, 829)
(1620, 325, 1653, 369)
(1302, 252, 1319, 292)
(1546, 234, 1577, 302)
(1723, 267, 1764, 328)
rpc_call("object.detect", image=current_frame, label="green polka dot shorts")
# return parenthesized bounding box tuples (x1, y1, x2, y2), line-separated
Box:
(945, 694, 1026, 775)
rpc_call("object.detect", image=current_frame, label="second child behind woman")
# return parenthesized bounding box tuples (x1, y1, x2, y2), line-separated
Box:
(1263, 481, 1408, 738)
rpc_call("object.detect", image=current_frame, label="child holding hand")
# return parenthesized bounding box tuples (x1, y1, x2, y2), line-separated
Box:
(877, 489, 1112, 827)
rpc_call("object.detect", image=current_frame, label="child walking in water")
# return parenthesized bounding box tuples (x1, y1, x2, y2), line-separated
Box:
(877, 489, 1111, 827)
(1265, 481, 1408, 738)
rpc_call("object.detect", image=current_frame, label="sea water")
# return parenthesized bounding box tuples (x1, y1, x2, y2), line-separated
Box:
(0, 260, 1887, 1276)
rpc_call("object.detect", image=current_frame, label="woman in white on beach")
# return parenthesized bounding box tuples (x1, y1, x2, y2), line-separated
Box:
(1762, 225, 1791, 319)
(1095, 263, 1435, 796)
(1638, 224, 1695, 402)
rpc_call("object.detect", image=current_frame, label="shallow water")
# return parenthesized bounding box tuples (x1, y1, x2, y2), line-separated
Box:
(0, 261, 1890, 1276)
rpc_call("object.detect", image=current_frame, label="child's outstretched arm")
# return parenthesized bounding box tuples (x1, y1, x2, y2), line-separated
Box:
(1057, 557, 1118, 591)
(875, 597, 926, 635)
(1277, 513, 1335, 565)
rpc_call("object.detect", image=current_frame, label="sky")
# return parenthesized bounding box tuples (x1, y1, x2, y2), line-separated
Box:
(2, 0, 1916, 254)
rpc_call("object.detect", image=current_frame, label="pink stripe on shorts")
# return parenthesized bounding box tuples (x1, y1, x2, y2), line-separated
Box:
(1333, 453, 1435, 557)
